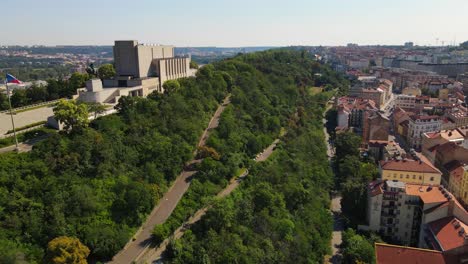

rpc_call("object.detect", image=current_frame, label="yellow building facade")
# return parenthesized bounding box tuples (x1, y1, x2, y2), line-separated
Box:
(380, 158, 442, 185)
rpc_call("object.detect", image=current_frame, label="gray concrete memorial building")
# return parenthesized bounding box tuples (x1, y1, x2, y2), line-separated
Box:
(78, 40, 193, 104)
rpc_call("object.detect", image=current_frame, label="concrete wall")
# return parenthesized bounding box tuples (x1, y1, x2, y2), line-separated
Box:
(136, 44, 174, 78)
(367, 193, 383, 231)
(114, 40, 139, 77)
(78, 88, 119, 104)
(114, 40, 175, 78)
(337, 111, 349, 128)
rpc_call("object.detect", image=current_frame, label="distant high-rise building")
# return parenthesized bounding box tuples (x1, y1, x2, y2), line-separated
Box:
(404, 42, 414, 48)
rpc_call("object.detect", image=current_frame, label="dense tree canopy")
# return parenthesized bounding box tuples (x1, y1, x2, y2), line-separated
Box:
(97, 64, 116, 80)
(163, 50, 347, 263)
(0, 49, 348, 263)
(46, 236, 90, 264)
(342, 229, 375, 264)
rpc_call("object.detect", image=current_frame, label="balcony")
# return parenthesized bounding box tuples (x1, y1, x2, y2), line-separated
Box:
(383, 195, 399, 201)
(381, 211, 397, 217)
(405, 200, 420, 206)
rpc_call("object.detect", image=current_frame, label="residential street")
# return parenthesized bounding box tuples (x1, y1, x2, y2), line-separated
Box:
(322, 102, 343, 264)
(330, 195, 344, 264)
(109, 95, 231, 264)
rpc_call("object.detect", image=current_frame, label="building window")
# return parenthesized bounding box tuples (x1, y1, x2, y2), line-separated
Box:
(419, 176, 422, 180)
(400, 174, 403, 178)
(430, 177, 434, 181)
(413, 175, 416, 179)
(406, 175, 409, 179)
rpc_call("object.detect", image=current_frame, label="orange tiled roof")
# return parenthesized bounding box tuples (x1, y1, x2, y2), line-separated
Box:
(375, 243, 449, 264)
(380, 158, 441, 174)
(405, 184, 448, 204)
(428, 217, 468, 251)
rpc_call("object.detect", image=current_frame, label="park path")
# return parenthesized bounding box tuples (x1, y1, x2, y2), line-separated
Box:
(138, 139, 281, 264)
(109, 95, 231, 264)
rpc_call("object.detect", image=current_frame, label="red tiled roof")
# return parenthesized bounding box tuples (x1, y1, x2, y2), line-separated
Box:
(428, 217, 468, 251)
(368, 180, 384, 196)
(375, 243, 449, 264)
(410, 115, 440, 121)
(406, 184, 448, 204)
(380, 158, 441, 174)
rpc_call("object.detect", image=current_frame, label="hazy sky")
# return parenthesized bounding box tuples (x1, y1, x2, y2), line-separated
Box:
(2, 0, 467, 47)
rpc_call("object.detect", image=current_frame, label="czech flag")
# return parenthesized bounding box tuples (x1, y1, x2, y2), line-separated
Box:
(6, 74, 21, 84)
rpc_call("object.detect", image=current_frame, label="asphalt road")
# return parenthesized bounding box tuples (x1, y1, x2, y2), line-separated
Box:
(140, 139, 281, 263)
(330, 195, 344, 264)
(322, 102, 343, 264)
(109, 95, 231, 264)
(0, 106, 53, 136)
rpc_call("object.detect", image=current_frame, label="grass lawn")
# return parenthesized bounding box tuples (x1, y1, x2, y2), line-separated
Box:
(308, 86, 323, 95)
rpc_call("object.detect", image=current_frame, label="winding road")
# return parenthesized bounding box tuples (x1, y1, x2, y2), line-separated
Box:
(138, 139, 281, 264)
(109, 95, 231, 264)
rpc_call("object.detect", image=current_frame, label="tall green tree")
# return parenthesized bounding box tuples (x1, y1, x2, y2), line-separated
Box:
(342, 229, 375, 264)
(10, 88, 29, 107)
(46, 236, 90, 264)
(53, 99, 89, 131)
(163, 80, 181, 94)
(97, 64, 116, 80)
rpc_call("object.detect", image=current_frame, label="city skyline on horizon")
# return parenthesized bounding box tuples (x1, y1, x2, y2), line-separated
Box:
(1, 0, 467, 47)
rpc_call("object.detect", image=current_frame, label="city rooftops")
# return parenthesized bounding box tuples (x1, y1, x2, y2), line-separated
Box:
(375, 243, 449, 264)
(428, 217, 468, 251)
(423, 129, 465, 142)
(409, 114, 440, 121)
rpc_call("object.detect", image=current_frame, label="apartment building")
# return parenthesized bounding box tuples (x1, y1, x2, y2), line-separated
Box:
(421, 128, 466, 164)
(336, 96, 378, 129)
(445, 161, 468, 207)
(395, 94, 416, 110)
(367, 140, 407, 161)
(365, 180, 468, 248)
(407, 115, 442, 149)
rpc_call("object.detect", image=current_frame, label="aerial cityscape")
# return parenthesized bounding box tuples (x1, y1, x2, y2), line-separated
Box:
(1, 0, 468, 264)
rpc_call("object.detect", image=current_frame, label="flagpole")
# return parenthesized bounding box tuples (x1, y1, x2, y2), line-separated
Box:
(5, 79, 19, 151)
